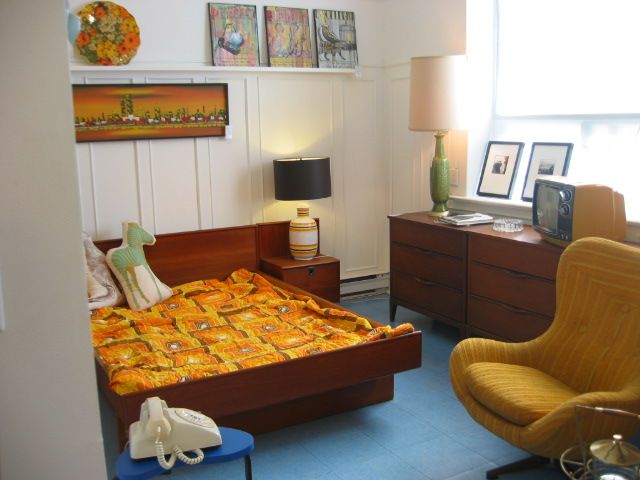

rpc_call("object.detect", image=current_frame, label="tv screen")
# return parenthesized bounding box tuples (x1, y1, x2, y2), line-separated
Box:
(535, 183, 560, 233)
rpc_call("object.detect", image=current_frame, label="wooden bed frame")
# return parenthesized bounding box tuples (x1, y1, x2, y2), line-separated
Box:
(94, 221, 422, 448)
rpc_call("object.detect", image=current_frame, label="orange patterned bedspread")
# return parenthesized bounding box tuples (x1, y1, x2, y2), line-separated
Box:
(92, 269, 414, 395)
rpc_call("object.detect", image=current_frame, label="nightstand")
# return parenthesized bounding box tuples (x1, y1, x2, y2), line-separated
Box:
(260, 255, 340, 303)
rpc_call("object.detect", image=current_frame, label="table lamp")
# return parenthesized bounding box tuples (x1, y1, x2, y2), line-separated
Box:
(273, 157, 332, 260)
(409, 55, 466, 217)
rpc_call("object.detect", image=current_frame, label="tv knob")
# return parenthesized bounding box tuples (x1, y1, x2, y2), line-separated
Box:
(559, 203, 571, 216)
(559, 190, 572, 202)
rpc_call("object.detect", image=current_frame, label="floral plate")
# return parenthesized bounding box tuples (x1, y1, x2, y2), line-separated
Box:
(75, 1, 140, 66)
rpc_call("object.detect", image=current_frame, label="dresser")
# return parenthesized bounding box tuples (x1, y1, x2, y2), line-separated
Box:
(389, 212, 564, 341)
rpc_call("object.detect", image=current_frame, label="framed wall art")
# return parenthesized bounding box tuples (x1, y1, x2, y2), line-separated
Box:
(208, 3, 260, 67)
(72, 84, 229, 142)
(313, 9, 358, 69)
(521, 142, 573, 201)
(264, 6, 313, 68)
(477, 141, 524, 198)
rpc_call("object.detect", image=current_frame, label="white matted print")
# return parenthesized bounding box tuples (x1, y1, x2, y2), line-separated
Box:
(477, 141, 524, 199)
(521, 142, 573, 201)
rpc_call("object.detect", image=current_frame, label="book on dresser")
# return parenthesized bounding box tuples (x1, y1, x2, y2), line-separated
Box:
(440, 213, 494, 226)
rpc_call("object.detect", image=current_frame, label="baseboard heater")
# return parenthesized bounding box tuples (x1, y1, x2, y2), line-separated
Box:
(339, 273, 390, 300)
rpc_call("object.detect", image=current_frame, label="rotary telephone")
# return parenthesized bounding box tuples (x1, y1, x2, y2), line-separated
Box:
(129, 397, 222, 470)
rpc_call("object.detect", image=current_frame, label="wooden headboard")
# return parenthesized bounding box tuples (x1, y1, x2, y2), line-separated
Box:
(95, 224, 260, 287)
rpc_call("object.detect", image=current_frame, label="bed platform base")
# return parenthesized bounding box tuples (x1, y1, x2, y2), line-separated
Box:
(94, 221, 422, 449)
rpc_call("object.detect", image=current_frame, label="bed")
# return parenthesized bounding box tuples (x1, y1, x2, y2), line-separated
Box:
(93, 221, 422, 448)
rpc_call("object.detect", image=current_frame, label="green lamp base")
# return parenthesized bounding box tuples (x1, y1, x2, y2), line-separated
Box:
(428, 131, 450, 217)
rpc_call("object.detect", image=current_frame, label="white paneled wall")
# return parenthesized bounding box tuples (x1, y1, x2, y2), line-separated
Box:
(72, 67, 384, 279)
(68, 0, 467, 281)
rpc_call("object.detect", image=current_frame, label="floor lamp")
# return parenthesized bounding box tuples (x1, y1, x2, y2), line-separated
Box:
(409, 55, 465, 217)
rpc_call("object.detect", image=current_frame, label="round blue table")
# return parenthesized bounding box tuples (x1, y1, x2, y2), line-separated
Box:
(115, 427, 254, 480)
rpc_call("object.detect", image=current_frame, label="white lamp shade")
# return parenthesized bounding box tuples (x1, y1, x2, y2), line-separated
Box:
(409, 55, 466, 131)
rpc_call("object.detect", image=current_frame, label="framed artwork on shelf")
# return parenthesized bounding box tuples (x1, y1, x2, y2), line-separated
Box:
(313, 9, 358, 69)
(477, 141, 524, 198)
(72, 84, 229, 142)
(521, 142, 573, 201)
(208, 3, 260, 67)
(264, 6, 313, 68)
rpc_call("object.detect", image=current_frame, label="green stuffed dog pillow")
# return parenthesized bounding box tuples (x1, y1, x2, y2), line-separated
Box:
(106, 222, 173, 310)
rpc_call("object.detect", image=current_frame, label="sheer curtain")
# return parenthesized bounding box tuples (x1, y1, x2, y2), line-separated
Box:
(493, 0, 640, 219)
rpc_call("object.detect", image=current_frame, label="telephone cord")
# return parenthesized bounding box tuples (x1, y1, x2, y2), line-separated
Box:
(155, 429, 177, 470)
(154, 427, 205, 469)
(173, 445, 204, 465)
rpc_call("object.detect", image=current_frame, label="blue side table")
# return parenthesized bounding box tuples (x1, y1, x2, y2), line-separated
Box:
(115, 427, 254, 480)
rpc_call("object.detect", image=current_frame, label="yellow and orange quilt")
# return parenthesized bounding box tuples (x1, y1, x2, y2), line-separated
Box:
(91, 269, 414, 395)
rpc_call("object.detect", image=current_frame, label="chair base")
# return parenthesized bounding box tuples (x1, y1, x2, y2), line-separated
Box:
(486, 455, 549, 479)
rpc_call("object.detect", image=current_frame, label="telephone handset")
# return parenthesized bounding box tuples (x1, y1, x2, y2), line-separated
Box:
(129, 397, 222, 470)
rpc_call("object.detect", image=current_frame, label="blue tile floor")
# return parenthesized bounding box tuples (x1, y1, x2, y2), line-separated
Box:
(100, 294, 568, 480)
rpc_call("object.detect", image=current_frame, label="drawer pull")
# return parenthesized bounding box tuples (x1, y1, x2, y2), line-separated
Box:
(414, 277, 436, 287)
(497, 302, 529, 315)
(410, 245, 438, 256)
(507, 270, 530, 280)
(307, 266, 316, 276)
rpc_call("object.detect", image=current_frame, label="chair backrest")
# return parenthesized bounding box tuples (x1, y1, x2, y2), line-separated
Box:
(533, 237, 640, 393)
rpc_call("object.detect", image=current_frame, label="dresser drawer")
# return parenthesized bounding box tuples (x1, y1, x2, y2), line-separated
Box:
(469, 234, 561, 280)
(391, 271, 464, 322)
(468, 295, 553, 341)
(390, 242, 464, 289)
(469, 262, 556, 317)
(390, 218, 465, 258)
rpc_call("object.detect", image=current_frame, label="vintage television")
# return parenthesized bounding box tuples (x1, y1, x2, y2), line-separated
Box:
(532, 176, 626, 247)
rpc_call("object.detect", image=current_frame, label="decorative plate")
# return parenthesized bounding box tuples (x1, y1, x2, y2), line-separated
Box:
(75, 1, 140, 66)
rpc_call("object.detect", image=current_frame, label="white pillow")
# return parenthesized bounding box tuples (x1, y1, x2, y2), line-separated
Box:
(82, 232, 125, 310)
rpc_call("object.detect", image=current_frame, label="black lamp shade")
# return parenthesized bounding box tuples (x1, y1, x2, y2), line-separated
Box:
(273, 157, 332, 200)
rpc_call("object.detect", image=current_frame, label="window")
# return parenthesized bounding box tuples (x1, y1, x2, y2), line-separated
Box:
(491, 0, 640, 219)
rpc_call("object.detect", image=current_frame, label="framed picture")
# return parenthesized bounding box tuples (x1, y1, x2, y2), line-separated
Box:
(313, 10, 358, 69)
(264, 6, 313, 68)
(72, 84, 229, 142)
(521, 142, 573, 201)
(208, 3, 260, 67)
(477, 141, 524, 198)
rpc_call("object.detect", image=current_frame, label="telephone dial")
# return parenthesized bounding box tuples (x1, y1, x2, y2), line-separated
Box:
(129, 396, 222, 470)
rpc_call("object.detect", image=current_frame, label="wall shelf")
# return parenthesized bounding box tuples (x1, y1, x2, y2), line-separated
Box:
(69, 63, 358, 75)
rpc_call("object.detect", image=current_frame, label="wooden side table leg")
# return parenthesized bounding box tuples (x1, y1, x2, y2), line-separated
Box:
(244, 455, 253, 480)
(389, 301, 398, 324)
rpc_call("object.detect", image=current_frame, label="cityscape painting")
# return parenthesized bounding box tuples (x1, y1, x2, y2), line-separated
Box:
(72, 84, 229, 142)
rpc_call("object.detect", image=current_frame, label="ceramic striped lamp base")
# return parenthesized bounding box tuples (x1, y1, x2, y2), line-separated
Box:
(289, 207, 318, 260)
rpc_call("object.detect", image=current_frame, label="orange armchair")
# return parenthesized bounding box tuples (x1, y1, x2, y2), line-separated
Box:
(450, 237, 640, 478)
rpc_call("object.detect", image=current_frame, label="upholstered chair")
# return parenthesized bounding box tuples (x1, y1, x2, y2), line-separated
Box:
(450, 237, 640, 478)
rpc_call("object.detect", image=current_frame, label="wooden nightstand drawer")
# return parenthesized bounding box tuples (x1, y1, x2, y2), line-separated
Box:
(390, 242, 464, 289)
(261, 256, 340, 303)
(468, 262, 556, 317)
(280, 262, 338, 290)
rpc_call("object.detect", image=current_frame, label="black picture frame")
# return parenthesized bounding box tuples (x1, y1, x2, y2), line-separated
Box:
(521, 142, 573, 201)
(71, 83, 229, 143)
(313, 9, 358, 69)
(208, 3, 260, 67)
(477, 141, 524, 199)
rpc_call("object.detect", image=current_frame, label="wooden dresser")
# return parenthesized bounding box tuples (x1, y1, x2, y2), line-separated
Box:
(389, 212, 564, 341)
